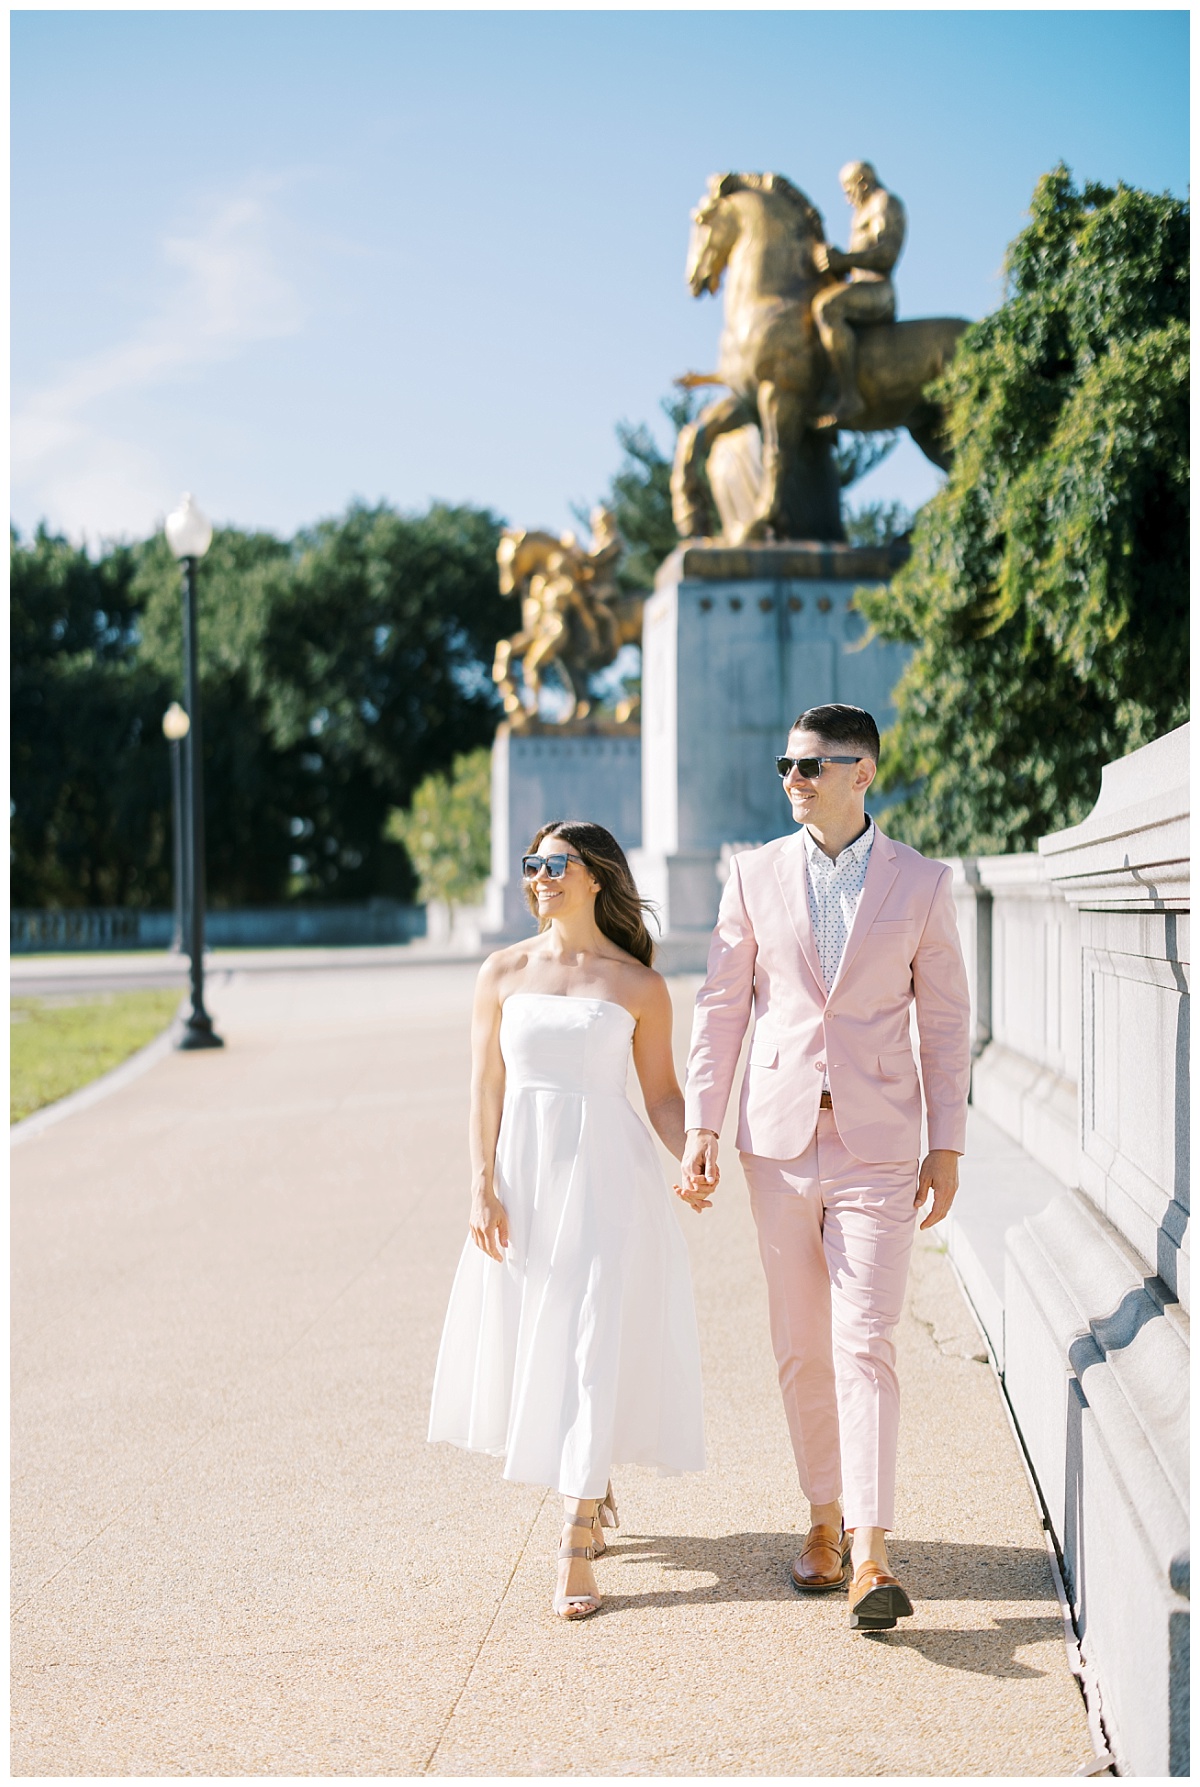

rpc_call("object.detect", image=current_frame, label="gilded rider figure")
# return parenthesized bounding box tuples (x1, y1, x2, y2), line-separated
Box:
(812, 161, 907, 429)
(576, 506, 623, 662)
(491, 507, 638, 724)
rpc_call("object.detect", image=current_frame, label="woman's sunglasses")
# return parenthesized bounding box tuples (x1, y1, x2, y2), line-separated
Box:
(522, 852, 587, 880)
(775, 755, 863, 780)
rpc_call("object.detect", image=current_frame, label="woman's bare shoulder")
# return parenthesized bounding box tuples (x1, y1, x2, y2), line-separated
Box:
(478, 939, 547, 992)
(610, 956, 672, 1019)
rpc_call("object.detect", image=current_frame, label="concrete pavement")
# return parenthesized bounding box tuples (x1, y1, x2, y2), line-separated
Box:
(12, 961, 1095, 1775)
(10, 940, 486, 998)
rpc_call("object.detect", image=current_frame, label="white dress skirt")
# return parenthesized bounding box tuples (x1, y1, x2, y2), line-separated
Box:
(427, 993, 706, 1498)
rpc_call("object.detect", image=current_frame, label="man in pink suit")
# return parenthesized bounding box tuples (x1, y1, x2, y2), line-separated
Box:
(681, 703, 971, 1630)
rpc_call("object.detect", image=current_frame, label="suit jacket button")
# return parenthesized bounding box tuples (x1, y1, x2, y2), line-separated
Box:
(815, 1060, 825, 1072)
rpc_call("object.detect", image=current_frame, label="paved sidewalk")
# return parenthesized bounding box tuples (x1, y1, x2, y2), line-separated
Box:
(11, 941, 484, 998)
(12, 964, 1093, 1776)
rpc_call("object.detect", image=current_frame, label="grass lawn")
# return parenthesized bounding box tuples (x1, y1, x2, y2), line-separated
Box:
(11, 989, 182, 1125)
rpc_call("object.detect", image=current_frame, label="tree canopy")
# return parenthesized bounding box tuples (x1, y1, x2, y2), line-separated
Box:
(11, 527, 175, 908)
(856, 167, 1189, 854)
(387, 746, 491, 911)
(12, 502, 514, 908)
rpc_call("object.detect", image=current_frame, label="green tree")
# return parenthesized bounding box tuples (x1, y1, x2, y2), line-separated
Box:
(386, 746, 491, 910)
(133, 499, 513, 904)
(13, 500, 515, 910)
(132, 525, 301, 905)
(844, 500, 912, 548)
(856, 167, 1189, 854)
(257, 502, 511, 900)
(11, 526, 174, 908)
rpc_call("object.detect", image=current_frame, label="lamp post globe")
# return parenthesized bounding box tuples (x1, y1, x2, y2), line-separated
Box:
(161, 701, 190, 743)
(161, 704, 191, 954)
(164, 494, 223, 1049)
(165, 493, 213, 561)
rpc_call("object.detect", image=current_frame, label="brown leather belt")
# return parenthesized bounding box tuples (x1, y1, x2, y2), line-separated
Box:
(819, 1090, 834, 1110)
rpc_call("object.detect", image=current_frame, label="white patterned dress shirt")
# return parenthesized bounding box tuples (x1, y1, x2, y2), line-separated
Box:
(802, 818, 875, 1089)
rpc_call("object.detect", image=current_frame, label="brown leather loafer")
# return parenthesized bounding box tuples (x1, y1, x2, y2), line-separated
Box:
(847, 1560, 914, 1629)
(790, 1523, 852, 1592)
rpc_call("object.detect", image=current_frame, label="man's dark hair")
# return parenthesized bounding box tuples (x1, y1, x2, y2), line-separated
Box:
(791, 703, 880, 763)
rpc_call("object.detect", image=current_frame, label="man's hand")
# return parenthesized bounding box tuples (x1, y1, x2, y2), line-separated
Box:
(914, 1149, 960, 1230)
(813, 243, 847, 276)
(680, 1128, 720, 1211)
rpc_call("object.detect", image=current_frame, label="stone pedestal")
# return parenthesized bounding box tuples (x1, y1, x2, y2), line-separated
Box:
(482, 723, 642, 940)
(632, 541, 913, 965)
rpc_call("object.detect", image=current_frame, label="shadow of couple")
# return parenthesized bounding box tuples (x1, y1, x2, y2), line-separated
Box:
(595, 1532, 1062, 1679)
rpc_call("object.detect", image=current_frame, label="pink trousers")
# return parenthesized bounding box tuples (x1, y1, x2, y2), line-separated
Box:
(742, 1110, 919, 1530)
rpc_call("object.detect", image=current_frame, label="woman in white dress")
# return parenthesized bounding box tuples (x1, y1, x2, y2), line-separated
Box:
(428, 819, 709, 1619)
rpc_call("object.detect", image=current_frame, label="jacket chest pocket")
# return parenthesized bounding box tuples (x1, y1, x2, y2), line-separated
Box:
(870, 920, 918, 934)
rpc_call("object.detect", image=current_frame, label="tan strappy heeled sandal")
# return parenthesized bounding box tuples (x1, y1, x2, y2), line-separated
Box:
(553, 1517, 602, 1620)
(591, 1482, 620, 1557)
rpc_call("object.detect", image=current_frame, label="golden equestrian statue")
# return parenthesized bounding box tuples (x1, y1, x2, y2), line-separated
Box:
(672, 165, 969, 543)
(492, 507, 642, 726)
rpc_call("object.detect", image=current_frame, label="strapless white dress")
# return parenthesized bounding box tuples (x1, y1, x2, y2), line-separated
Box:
(428, 993, 705, 1498)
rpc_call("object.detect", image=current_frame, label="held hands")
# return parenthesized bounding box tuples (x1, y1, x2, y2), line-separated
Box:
(469, 1184, 510, 1260)
(914, 1149, 960, 1230)
(674, 1128, 720, 1214)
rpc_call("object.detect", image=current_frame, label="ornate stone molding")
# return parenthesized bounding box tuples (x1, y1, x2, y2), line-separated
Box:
(1039, 724, 1190, 911)
(655, 539, 910, 588)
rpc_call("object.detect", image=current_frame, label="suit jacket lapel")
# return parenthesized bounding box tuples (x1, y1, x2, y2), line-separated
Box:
(830, 825, 899, 996)
(774, 834, 827, 1002)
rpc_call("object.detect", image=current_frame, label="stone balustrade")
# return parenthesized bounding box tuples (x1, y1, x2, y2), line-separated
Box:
(945, 723, 1189, 1778)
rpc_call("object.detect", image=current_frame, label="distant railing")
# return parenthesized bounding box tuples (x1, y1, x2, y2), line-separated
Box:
(11, 903, 427, 953)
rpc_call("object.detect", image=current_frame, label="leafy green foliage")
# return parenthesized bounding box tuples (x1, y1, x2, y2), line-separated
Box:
(11, 527, 175, 907)
(844, 500, 912, 548)
(387, 746, 491, 910)
(246, 501, 509, 902)
(12, 502, 514, 908)
(856, 167, 1188, 853)
(130, 526, 301, 904)
(834, 432, 898, 490)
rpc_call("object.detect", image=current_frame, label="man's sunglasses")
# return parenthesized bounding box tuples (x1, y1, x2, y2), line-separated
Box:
(775, 755, 863, 780)
(521, 852, 587, 880)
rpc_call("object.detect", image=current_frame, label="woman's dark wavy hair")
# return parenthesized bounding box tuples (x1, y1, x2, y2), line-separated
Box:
(524, 819, 657, 967)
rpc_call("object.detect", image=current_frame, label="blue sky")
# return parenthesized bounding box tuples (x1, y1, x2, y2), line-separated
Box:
(11, 9, 1189, 548)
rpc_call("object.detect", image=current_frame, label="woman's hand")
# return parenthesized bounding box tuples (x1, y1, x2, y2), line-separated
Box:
(469, 1185, 510, 1261)
(673, 1180, 714, 1214)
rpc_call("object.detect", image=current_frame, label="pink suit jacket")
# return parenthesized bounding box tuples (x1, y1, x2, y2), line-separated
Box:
(683, 825, 971, 1164)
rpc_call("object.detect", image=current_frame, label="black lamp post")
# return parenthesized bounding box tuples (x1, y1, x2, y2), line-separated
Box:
(164, 493, 223, 1050)
(161, 700, 191, 952)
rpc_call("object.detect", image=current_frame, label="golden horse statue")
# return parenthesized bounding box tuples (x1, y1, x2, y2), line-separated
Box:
(672, 171, 968, 543)
(492, 508, 642, 725)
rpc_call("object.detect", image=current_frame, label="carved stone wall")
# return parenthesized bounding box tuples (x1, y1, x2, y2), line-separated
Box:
(482, 725, 642, 942)
(946, 723, 1190, 1777)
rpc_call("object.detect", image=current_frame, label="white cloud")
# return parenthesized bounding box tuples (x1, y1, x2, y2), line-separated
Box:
(12, 186, 304, 545)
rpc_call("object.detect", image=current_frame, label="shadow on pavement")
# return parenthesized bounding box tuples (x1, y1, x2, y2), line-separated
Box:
(864, 1616, 1062, 1677)
(603, 1533, 1057, 1605)
(596, 1536, 1063, 1679)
